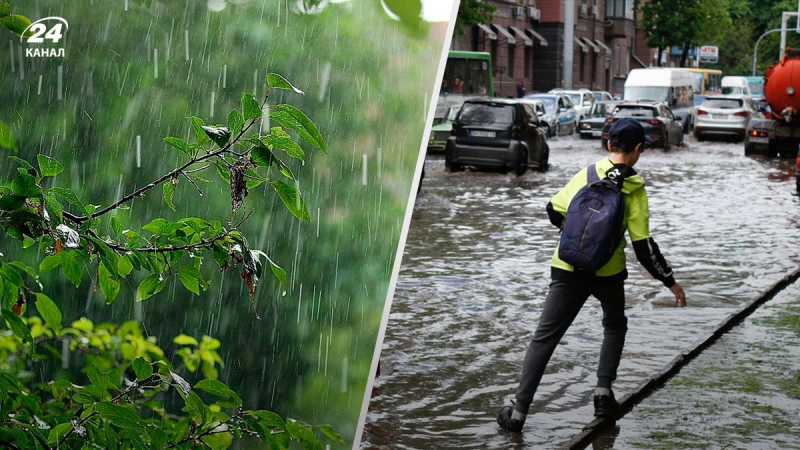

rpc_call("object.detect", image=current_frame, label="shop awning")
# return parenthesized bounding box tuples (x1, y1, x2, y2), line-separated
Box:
(477, 23, 497, 40)
(582, 37, 600, 53)
(594, 38, 611, 53)
(490, 23, 516, 45)
(574, 37, 588, 53)
(526, 28, 548, 46)
(509, 26, 532, 46)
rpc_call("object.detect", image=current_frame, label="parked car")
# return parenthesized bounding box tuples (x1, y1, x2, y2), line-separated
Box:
(428, 104, 462, 153)
(602, 102, 684, 150)
(550, 88, 595, 121)
(695, 96, 762, 142)
(514, 98, 552, 137)
(524, 93, 577, 136)
(721, 76, 752, 96)
(624, 68, 694, 133)
(593, 90, 614, 102)
(579, 100, 621, 139)
(445, 99, 549, 175)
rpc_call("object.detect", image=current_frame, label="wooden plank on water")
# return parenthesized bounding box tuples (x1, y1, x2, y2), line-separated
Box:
(560, 267, 800, 450)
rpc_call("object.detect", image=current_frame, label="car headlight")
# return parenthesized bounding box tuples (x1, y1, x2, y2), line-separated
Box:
(581, 123, 591, 129)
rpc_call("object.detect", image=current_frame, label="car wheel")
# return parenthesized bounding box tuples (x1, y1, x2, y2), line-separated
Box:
(744, 143, 758, 156)
(573, 121, 578, 134)
(538, 145, 550, 172)
(555, 123, 561, 136)
(694, 131, 704, 142)
(515, 148, 528, 176)
(445, 150, 462, 172)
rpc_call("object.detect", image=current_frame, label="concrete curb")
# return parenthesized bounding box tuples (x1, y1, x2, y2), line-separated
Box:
(560, 267, 800, 450)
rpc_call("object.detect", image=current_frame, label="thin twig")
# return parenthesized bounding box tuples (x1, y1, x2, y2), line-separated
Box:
(180, 171, 205, 197)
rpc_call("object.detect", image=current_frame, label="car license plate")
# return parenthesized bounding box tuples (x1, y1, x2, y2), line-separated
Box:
(711, 114, 728, 120)
(750, 137, 768, 144)
(591, 130, 601, 136)
(470, 130, 496, 138)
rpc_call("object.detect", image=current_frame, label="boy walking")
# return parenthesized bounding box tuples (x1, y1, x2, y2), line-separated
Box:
(497, 118, 686, 432)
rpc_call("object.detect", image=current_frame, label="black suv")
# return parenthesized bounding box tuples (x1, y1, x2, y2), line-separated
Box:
(445, 99, 549, 175)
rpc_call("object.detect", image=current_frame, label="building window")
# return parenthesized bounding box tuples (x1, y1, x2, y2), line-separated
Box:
(508, 44, 515, 78)
(525, 46, 532, 78)
(580, 50, 585, 82)
(491, 39, 498, 70)
(605, 0, 633, 19)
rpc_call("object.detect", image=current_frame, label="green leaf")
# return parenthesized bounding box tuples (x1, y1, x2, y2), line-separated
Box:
(0, 120, 14, 149)
(0, 2, 10, 19)
(110, 216, 123, 237)
(117, 255, 134, 277)
(0, 14, 33, 38)
(135, 274, 168, 302)
(227, 109, 244, 138)
(142, 218, 182, 236)
(173, 334, 199, 346)
(11, 172, 41, 197)
(96, 402, 144, 429)
(37, 154, 64, 177)
(43, 191, 64, 223)
(286, 420, 320, 446)
(47, 423, 73, 446)
(263, 135, 305, 161)
(87, 366, 113, 390)
(162, 182, 176, 212)
(98, 263, 120, 304)
(269, 104, 327, 152)
(266, 73, 305, 95)
(382, 0, 424, 34)
(178, 265, 203, 296)
(271, 181, 310, 222)
(59, 251, 82, 287)
(72, 393, 94, 404)
(195, 379, 242, 406)
(201, 125, 231, 148)
(132, 356, 153, 382)
(317, 424, 345, 444)
(50, 187, 88, 216)
(241, 93, 261, 121)
(184, 392, 206, 424)
(268, 258, 287, 285)
(163, 137, 193, 156)
(190, 116, 211, 144)
(34, 293, 62, 331)
(248, 410, 286, 430)
(3, 309, 32, 343)
(39, 255, 61, 273)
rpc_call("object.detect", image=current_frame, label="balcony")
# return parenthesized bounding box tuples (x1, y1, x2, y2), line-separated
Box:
(604, 17, 635, 39)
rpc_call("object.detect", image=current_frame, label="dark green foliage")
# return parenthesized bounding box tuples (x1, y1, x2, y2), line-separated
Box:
(454, 0, 496, 37)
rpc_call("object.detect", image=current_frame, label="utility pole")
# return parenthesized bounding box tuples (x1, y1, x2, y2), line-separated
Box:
(564, 0, 575, 89)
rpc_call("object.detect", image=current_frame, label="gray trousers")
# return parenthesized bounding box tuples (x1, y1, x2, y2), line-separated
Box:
(514, 278, 628, 413)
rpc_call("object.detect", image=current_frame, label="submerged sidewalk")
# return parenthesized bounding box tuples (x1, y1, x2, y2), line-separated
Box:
(592, 280, 800, 449)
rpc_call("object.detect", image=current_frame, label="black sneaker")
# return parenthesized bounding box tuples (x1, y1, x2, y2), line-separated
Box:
(496, 406, 524, 432)
(593, 391, 620, 418)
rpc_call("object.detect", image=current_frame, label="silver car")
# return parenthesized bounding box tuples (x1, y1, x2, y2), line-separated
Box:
(693, 96, 762, 142)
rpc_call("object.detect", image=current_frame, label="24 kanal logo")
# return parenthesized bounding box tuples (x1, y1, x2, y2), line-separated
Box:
(21, 16, 67, 58)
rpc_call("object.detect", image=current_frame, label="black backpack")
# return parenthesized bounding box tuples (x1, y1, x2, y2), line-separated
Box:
(558, 164, 625, 271)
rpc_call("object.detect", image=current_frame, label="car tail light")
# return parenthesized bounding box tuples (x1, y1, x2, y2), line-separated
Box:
(696, 109, 708, 115)
(734, 111, 749, 117)
(646, 119, 661, 126)
(749, 129, 768, 138)
(796, 155, 800, 169)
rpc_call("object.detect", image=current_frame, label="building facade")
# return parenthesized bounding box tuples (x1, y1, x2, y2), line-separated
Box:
(451, 0, 657, 97)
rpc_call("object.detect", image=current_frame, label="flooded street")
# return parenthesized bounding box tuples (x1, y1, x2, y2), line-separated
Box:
(363, 135, 800, 449)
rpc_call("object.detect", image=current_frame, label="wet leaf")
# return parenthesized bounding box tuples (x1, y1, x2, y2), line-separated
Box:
(132, 356, 152, 381)
(59, 252, 82, 287)
(0, 14, 33, 38)
(190, 116, 211, 144)
(263, 135, 305, 161)
(96, 402, 144, 429)
(117, 255, 133, 277)
(3, 308, 32, 342)
(46, 423, 72, 446)
(382, 0, 425, 34)
(39, 255, 60, 272)
(201, 125, 231, 148)
(269, 104, 326, 152)
(98, 263, 120, 304)
(227, 109, 244, 138)
(0, 120, 15, 149)
(43, 191, 63, 223)
(267, 73, 305, 95)
(163, 136, 193, 156)
(173, 334, 199, 346)
(162, 181, 176, 212)
(183, 391, 206, 423)
(0, 2, 9, 19)
(195, 379, 242, 406)
(178, 265, 203, 296)
(241, 93, 261, 121)
(11, 172, 41, 197)
(247, 410, 286, 430)
(271, 181, 310, 222)
(136, 274, 167, 302)
(170, 371, 192, 396)
(37, 154, 63, 177)
(34, 293, 61, 331)
(110, 216, 123, 237)
(286, 420, 319, 446)
(72, 393, 94, 404)
(317, 424, 345, 444)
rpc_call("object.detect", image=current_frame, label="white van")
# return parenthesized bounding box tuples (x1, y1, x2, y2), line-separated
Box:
(624, 68, 694, 132)
(721, 76, 752, 96)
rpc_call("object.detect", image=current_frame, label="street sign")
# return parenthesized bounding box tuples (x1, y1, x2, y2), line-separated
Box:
(699, 45, 719, 63)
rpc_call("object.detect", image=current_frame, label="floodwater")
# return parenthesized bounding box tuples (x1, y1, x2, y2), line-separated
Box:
(363, 135, 800, 449)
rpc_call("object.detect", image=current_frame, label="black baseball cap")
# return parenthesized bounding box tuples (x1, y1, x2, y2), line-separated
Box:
(609, 118, 652, 151)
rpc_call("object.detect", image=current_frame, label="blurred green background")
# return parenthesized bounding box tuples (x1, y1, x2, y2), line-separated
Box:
(0, 0, 445, 445)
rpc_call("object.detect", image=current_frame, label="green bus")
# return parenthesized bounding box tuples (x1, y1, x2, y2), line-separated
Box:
(440, 50, 494, 97)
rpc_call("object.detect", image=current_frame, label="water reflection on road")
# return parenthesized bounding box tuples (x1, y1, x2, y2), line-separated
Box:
(363, 135, 800, 449)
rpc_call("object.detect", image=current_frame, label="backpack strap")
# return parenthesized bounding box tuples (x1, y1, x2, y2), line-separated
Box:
(586, 164, 599, 184)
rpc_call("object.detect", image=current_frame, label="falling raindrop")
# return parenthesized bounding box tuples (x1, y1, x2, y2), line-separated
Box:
(61, 340, 70, 369)
(17, 46, 24, 80)
(136, 135, 142, 168)
(57, 66, 63, 100)
(297, 284, 303, 324)
(8, 41, 14, 73)
(154, 48, 159, 79)
(362, 154, 368, 186)
(37, 75, 42, 96)
(318, 62, 331, 101)
(210, 92, 215, 117)
(184, 29, 190, 61)
(222, 64, 227, 88)
(377, 147, 382, 179)
(341, 357, 348, 393)
(124, 0, 128, 11)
